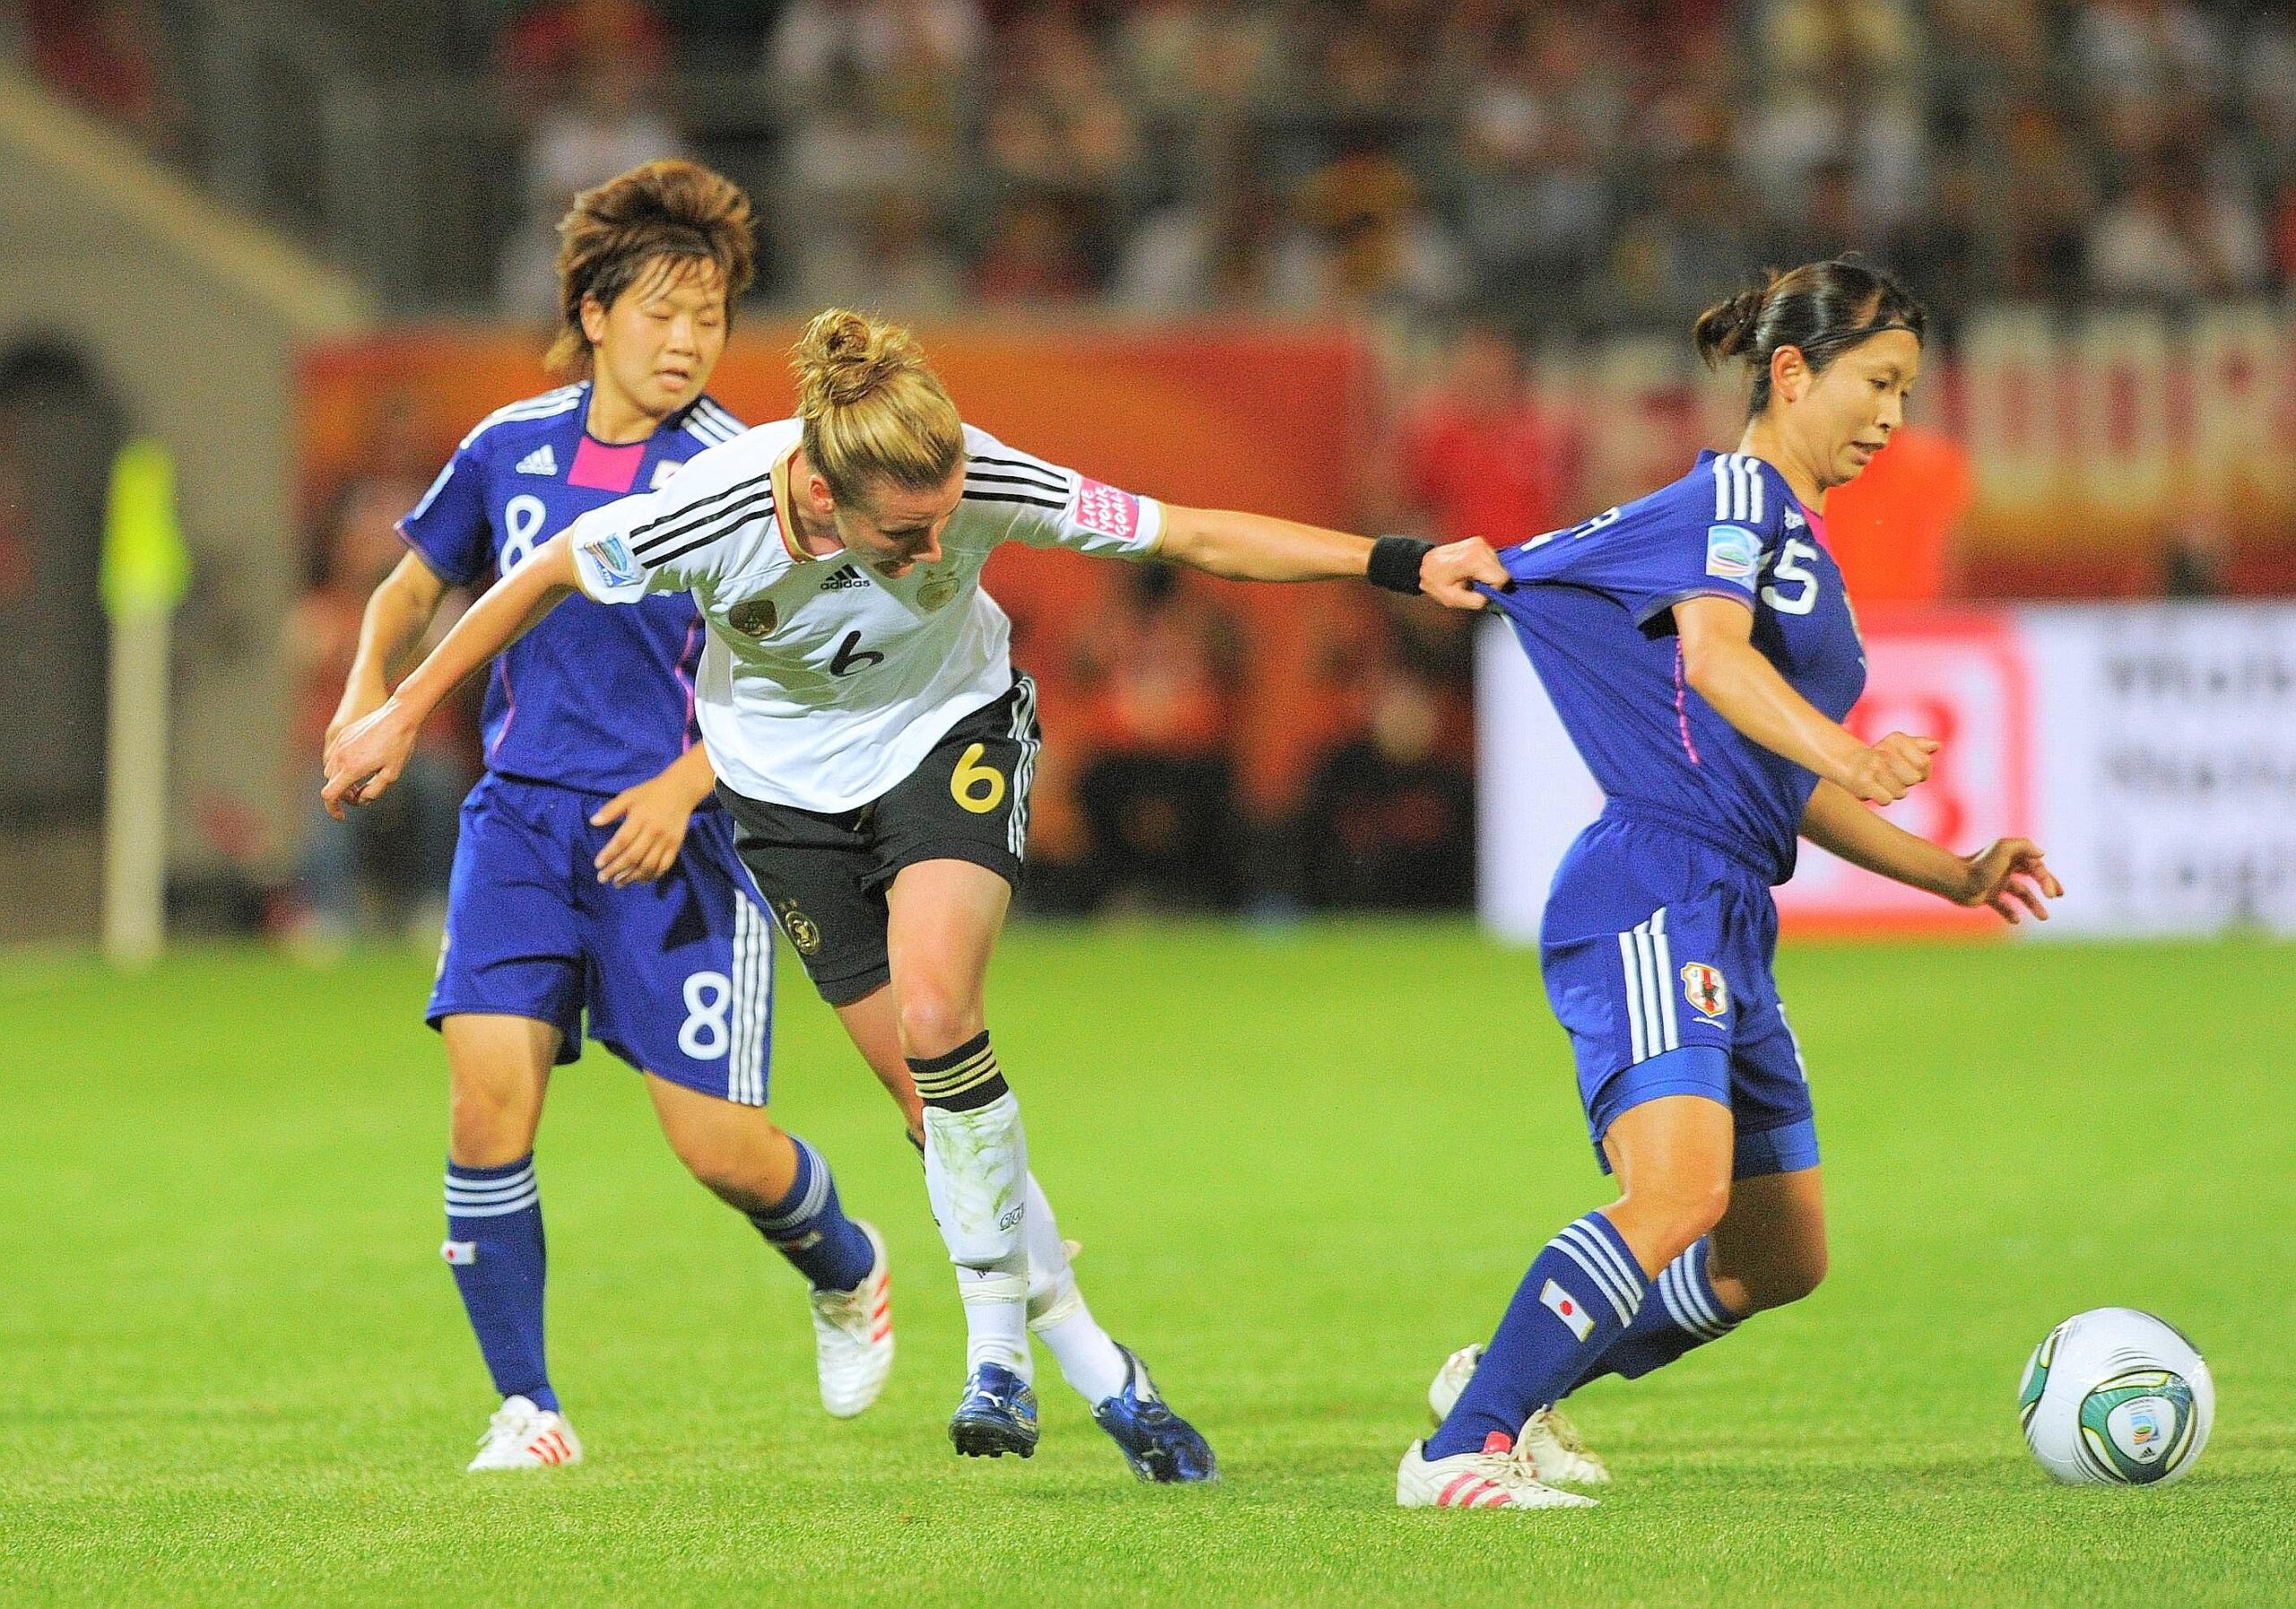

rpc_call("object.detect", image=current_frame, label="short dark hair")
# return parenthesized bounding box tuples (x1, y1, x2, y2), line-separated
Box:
(1692, 259, 1926, 415)
(545, 160, 756, 377)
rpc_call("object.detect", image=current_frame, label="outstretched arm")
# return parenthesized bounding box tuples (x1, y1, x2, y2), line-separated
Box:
(1154, 506, 1509, 610)
(1676, 596, 1937, 804)
(326, 552, 450, 754)
(321, 535, 578, 816)
(1800, 778, 2063, 922)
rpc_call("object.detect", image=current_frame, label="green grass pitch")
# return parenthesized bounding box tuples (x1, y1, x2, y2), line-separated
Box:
(2, 927, 2291, 1606)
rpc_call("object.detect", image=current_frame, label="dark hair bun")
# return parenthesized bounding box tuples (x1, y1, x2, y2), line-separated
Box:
(1692, 275, 1777, 368)
(1691, 258, 1926, 417)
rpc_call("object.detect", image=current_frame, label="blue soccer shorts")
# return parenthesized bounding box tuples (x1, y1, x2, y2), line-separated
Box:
(1538, 812, 1819, 1179)
(428, 772, 775, 1105)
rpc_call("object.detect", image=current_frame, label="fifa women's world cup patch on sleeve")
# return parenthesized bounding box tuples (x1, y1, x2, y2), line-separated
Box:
(569, 517, 651, 604)
(1704, 524, 1761, 587)
(580, 531, 641, 589)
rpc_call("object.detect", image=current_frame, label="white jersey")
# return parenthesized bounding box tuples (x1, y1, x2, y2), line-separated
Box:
(565, 419, 1163, 812)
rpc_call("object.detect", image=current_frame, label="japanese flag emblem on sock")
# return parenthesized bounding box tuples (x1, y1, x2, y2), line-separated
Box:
(1541, 1277, 1596, 1343)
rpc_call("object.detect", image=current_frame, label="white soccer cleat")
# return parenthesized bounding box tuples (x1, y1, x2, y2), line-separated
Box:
(809, 1219, 894, 1418)
(1426, 1344, 1611, 1486)
(1520, 1407, 1612, 1486)
(467, 1396, 582, 1471)
(1428, 1343, 1482, 1422)
(1396, 1432, 1597, 1510)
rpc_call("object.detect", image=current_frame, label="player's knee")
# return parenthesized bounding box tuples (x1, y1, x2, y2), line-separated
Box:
(1758, 1245, 1829, 1309)
(669, 1121, 785, 1208)
(896, 987, 984, 1061)
(674, 1136, 748, 1200)
(1650, 1180, 1731, 1266)
(1674, 1176, 1733, 1244)
(448, 1083, 533, 1167)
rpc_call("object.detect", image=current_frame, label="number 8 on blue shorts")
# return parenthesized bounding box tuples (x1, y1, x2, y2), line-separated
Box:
(429, 773, 775, 1104)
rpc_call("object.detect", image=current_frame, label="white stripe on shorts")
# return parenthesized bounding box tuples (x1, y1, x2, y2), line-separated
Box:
(1618, 929, 1648, 1064)
(1651, 907, 1680, 1054)
(1618, 909, 1679, 1066)
(1006, 674, 1040, 858)
(728, 894, 770, 1106)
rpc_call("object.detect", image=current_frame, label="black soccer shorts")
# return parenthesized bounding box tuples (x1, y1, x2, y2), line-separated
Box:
(717, 674, 1040, 1005)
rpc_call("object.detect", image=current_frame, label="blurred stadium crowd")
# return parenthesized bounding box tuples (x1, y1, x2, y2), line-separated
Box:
(13, 0, 2296, 326)
(4, 0, 2291, 935)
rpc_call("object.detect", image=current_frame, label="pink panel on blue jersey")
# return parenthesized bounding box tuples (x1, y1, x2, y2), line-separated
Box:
(399, 385, 742, 795)
(570, 436, 647, 493)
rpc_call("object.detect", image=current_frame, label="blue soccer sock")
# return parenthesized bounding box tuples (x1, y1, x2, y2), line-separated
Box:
(1569, 1236, 1741, 1393)
(745, 1135, 875, 1293)
(442, 1154, 555, 1412)
(1426, 1210, 1650, 1460)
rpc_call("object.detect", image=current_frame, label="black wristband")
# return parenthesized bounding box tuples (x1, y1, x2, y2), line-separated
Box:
(1367, 535, 1436, 596)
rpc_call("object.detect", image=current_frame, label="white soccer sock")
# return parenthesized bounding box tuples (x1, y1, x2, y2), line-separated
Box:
(1022, 1173, 1130, 1405)
(959, 1265, 1031, 1378)
(922, 1089, 1031, 1378)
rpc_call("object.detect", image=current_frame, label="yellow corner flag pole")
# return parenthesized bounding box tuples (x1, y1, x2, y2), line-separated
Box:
(100, 438, 190, 968)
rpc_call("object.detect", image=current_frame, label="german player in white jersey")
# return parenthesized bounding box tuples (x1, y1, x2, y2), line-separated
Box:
(326, 307, 1508, 1480)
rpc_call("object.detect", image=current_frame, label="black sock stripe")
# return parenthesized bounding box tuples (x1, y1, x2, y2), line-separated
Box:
(921, 1070, 1010, 1113)
(912, 1051, 1001, 1100)
(907, 1030, 991, 1076)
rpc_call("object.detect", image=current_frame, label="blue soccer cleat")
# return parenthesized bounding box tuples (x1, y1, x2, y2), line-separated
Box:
(949, 1362, 1039, 1459)
(1091, 1345, 1218, 1483)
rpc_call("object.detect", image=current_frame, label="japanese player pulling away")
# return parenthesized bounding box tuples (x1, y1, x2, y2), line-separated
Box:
(1404, 259, 2064, 1511)
(326, 303, 1504, 1476)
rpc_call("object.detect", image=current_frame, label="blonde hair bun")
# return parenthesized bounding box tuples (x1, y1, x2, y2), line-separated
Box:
(789, 308, 965, 501)
(795, 309, 922, 413)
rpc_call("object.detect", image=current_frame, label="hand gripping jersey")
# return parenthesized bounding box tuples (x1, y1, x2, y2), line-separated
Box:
(564, 421, 1164, 813)
(1486, 449, 1868, 885)
(397, 383, 748, 794)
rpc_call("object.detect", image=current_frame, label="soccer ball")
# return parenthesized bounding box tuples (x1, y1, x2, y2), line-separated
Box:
(2018, 1308, 2214, 1485)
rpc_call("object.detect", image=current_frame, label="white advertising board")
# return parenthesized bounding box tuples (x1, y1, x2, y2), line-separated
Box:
(1477, 604, 2296, 941)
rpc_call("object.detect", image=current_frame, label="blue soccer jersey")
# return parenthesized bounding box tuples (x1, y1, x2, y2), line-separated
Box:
(397, 383, 747, 795)
(1486, 449, 1867, 885)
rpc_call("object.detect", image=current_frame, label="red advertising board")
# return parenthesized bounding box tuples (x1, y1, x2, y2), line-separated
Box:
(1773, 609, 2038, 935)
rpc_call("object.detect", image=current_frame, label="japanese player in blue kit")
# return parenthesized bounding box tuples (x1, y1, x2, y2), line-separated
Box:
(324, 161, 892, 1469)
(1400, 260, 2066, 1509)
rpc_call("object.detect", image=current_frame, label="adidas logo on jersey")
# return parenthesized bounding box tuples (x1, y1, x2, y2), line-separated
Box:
(818, 563, 868, 592)
(516, 445, 558, 476)
(1783, 508, 1806, 530)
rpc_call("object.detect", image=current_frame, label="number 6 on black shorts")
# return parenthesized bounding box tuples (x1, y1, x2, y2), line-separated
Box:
(718, 674, 1041, 1006)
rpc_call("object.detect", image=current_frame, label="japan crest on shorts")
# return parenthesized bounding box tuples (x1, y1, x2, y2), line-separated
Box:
(1540, 1278, 1596, 1343)
(1073, 478, 1141, 542)
(1681, 961, 1729, 1019)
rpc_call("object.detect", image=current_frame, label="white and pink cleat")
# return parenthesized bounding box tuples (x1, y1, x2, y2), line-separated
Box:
(467, 1395, 583, 1471)
(1396, 1430, 1596, 1510)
